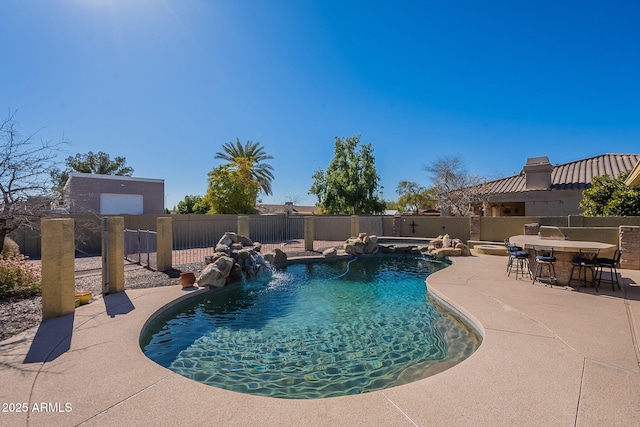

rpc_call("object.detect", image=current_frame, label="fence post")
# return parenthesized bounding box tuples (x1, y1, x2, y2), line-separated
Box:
(350, 215, 359, 237)
(41, 218, 75, 320)
(469, 215, 481, 241)
(157, 216, 173, 271)
(238, 215, 250, 238)
(304, 216, 315, 251)
(102, 216, 125, 294)
(393, 215, 402, 237)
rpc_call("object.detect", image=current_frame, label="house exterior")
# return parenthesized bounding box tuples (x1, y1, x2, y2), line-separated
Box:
(63, 173, 165, 214)
(480, 154, 640, 217)
(626, 160, 640, 187)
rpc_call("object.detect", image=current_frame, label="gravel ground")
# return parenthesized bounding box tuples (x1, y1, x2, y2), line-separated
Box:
(0, 250, 322, 342)
(0, 258, 204, 342)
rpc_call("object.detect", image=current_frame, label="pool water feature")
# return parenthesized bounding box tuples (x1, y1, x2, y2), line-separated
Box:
(141, 255, 481, 399)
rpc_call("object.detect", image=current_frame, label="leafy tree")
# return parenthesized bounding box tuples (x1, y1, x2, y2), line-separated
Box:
(203, 159, 260, 214)
(425, 156, 488, 216)
(215, 139, 274, 196)
(580, 171, 640, 216)
(309, 135, 385, 214)
(65, 151, 133, 176)
(176, 195, 210, 214)
(395, 181, 436, 214)
(0, 112, 65, 252)
(51, 151, 134, 201)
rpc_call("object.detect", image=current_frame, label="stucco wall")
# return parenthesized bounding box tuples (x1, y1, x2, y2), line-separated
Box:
(65, 174, 164, 214)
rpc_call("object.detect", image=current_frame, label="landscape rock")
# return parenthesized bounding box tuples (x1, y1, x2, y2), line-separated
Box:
(237, 235, 254, 246)
(344, 234, 380, 255)
(266, 248, 287, 264)
(215, 244, 230, 254)
(323, 247, 338, 257)
(218, 232, 237, 247)
(456, 242, 472, 256)
(431, 247, 462, 259)
(196, 255, 234, 288)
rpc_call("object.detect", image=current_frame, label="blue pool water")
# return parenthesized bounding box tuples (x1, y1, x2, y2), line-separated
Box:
(141, 255, 481, 399)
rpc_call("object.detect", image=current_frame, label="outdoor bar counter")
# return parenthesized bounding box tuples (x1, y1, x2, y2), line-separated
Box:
(509, 235, 616, 286)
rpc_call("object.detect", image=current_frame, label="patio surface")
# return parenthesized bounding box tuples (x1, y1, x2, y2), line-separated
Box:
(1, 253, 639, 426)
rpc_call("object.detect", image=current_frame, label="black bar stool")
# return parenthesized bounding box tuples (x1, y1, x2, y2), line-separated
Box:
(569, 249, 600, 291)
(506, 240, 531, 280)
(596, 249, 622, 291)
(532, 246, 557, 287)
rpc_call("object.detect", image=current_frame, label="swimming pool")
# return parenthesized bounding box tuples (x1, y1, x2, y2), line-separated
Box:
(141, 255, 481, 399)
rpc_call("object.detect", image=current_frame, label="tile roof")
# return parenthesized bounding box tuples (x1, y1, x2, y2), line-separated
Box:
(486, 153, 640, 194)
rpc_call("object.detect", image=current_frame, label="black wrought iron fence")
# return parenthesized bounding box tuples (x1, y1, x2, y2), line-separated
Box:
(124, 229, 158, 269)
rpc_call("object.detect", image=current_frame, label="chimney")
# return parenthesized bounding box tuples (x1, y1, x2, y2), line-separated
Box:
(523, 156, 553, 190)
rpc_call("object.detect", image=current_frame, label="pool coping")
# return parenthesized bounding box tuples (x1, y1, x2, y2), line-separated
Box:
(1, 253, 639, 426)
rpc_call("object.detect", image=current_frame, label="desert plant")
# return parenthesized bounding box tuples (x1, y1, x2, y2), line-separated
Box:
(0, 253, 41, 299)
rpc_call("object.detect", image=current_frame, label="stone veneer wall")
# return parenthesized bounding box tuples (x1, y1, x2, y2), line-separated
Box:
(619, 226, 640, 270)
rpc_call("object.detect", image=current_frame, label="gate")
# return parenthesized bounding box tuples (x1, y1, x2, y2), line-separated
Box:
(124, 229, 158, 269)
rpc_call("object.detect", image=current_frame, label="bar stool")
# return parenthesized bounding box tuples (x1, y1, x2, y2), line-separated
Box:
(569, 249, 600, 291)
(506, 241, 531, 280)
(596, 249, 622, 291)
(532, 246, 557, 287)
(504, 239, 524, 273)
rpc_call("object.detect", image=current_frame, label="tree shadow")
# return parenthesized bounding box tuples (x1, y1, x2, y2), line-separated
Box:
(103, 291, 135, 317)
(23, 313, 74, 363)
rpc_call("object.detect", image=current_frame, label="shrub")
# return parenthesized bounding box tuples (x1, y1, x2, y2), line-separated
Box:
(0, 254, 41, 299)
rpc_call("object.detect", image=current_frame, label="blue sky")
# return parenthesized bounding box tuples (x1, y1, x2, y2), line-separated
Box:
(3, 0, 639, 209)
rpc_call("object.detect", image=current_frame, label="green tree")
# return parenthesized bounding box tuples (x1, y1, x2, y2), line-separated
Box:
(51, 151, 134, 201)
(309, 135, 385, 214)
(203, 159, 260, 214)
(176, 195, 210, 214)
(580, 172, 640, 216)
(395, 181, 436, 214)
(66, 151, 133, 175)
(215, 139, 274, 196)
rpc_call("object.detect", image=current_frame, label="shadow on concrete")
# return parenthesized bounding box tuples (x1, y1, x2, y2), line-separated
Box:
(104, 291, 135, 317)
(23, 313, 74, 363)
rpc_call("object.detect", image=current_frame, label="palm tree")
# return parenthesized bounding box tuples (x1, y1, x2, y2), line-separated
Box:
(215, 139, 275, 196)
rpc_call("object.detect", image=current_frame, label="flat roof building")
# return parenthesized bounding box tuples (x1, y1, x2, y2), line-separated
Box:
(63, 173, 165, 215)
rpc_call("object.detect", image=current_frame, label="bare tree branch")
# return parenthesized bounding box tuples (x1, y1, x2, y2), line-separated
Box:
(0, 111, 68, 251)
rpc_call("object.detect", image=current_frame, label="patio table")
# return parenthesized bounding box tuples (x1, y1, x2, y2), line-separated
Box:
(509, 235, 616, 286)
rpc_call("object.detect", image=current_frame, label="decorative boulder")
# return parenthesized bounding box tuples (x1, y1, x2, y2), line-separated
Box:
(323, 247, 338, 257)
(431, 239, 443, 249)
(218, 232, 237, 247)
(196, 255, 235, 288)
(237, 235, 254, 247)
(215, 244, 230, 254)
(456, 242, 472, 256)
(205, 252, 228, 264)
(431, 247, 462, 259)
(364, 235, 379, 254)
(344, 234, 382, 255)
(265, 248, 287, 264)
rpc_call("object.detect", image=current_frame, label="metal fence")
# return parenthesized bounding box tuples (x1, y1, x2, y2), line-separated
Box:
(124, 229, 158, 269)
(170, 214, 351, 265)
(171, 215, 238, 265)
(249, 215, 305, 253)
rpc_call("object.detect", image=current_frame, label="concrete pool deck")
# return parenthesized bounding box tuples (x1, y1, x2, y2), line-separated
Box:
(1, 253, 639, 426)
